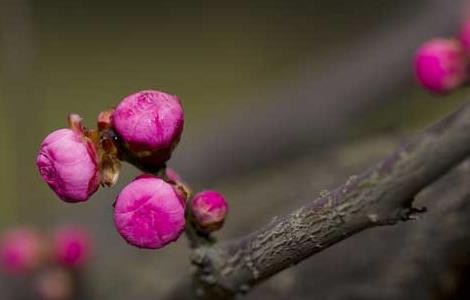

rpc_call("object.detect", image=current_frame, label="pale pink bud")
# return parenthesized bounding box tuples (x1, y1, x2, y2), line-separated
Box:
(413, 38, 468, 93)
(53, 226, 91, 268)
(113, 175, 186, 249)
(191, 190, 228, 232)
(37, 128, 100, 202)
(0, 228, 42, 275)
(459, 19, 470, 52)
(111, 90, 184, 169)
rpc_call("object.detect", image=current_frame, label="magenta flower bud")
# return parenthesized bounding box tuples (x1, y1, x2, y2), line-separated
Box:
(111, 90, 184, 169)
(0, 228, 42, 275)
(191, 190, 228, 232)
(413, 38, 468, 93)
(113, 175, 186, 249)
(53, 226, 91, 268)
(37, 127, 100, 203)
(460, 19, 470, 52)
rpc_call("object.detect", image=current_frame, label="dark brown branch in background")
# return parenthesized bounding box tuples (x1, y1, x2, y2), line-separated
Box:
(174, 0, 465, 184)
(380, 159, 470, 300)
(177, 101, 470, 299)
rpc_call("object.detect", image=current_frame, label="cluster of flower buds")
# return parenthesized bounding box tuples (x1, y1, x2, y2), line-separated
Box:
(0, 226, 91, 276)
(413, 19, 470, 93)
(37, 90, 229, 250)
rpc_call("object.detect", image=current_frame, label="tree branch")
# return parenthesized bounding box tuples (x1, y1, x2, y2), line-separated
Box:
(188, 101, 470, 299)
(327, 158, 470, 300)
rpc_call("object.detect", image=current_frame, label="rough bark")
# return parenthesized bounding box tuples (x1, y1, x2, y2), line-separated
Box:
(184, 101, 470, 299)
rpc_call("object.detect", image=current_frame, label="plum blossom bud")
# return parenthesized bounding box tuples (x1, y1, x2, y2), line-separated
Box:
(111, 90, 184, 169)
(0, 228, 42, 275)
(37, 116, 100, 202)
(53, 226, 91, 268)
(460, 19, 470, 53)
(191, 190, 228, 232)
(413, 38, 468, 93)
(113, 175, 186, 249)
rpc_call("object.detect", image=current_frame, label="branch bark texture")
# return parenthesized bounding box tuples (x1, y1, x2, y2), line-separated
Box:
(189, 101, 470, 299)
(327, 158, 470, 300)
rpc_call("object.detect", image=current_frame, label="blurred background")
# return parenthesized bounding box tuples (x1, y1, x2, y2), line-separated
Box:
(1, 0, 470, 299)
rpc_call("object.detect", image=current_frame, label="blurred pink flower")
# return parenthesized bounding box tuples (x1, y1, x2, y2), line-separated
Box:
(413, 38, 468, 93)
(53, 226, 91, 268)
(460, 19, 470, 52)
(0, 228, 42, 275)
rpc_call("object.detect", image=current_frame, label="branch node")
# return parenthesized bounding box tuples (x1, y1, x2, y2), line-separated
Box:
(400, 206, 428, 221)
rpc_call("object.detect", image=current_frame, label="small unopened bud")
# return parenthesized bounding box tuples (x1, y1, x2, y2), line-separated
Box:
(111, 90, 184, 170)
(113, 175, 186, 249)
(191, 190, 228, 232)
(0, 228, 42, 275)
(413, 38, 468, 93)
(37, 115, 100, 202)
(53, 226, 91, 268)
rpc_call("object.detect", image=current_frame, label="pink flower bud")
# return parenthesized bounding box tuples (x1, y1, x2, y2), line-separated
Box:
(113, 175, 186, 249)
(53, 226, 91, 268)
(0, 228, 42, 275)
(37, 128, 100, 202)
(111, 90, 184, 169)
(413, 38, 468, 93)
(460, 19, 470, 53)
(191, 190, 228, 232)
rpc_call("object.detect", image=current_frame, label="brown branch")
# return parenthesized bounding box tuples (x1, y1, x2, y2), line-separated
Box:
(327, 158, 470, 300)
(185, 101, 470, 299)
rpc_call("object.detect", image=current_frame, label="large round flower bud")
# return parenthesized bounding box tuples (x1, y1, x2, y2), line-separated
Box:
(112, 90, 184, 170)
(113, 175, 186, 249)
(37, 128, 100, 202)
